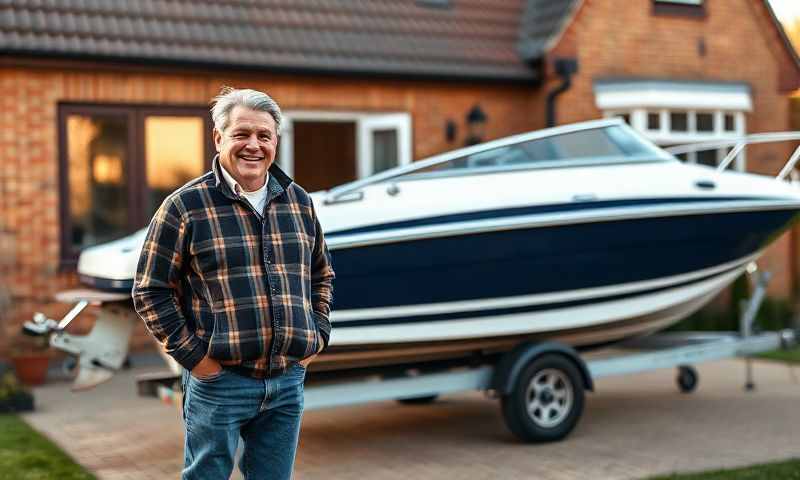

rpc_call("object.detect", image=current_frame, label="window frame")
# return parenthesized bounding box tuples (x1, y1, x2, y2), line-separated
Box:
(58, 103, 214, 267)
(655, 0, 702, 4)
(652, 0, 706, 17)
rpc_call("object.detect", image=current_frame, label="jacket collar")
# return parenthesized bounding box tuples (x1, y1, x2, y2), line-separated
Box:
(212, 155, 293, 202)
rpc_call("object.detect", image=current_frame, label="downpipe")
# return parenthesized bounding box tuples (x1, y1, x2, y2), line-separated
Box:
(546, 58, 579, 128)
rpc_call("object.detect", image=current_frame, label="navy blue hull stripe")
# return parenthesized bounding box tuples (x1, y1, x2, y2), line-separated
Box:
(332, 264, 741, 328)
(79, 275, 133, 293)
(81, 204, 800, 315)
(327, 196, 782, 237)
(330, 208, 799, 310)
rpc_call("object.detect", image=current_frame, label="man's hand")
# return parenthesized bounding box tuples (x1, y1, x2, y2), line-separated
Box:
(190, 354, 222, 379)
(298, 355, 315, 369)
(299, 340, 325, 368)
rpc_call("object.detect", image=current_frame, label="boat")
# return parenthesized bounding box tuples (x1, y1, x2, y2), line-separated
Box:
(57, 119, 800, 374)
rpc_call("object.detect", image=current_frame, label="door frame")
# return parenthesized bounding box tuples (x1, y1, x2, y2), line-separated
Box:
(279, 110, 412, 180)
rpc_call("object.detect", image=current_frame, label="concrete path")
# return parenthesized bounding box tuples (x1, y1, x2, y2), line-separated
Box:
(22, 357, 800, 480)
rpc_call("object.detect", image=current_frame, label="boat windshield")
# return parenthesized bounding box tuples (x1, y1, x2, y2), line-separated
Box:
(410, 125, 673, 178)
(324, 121, 676, 203)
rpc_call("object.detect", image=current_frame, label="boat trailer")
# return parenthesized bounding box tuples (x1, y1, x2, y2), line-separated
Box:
(295, 267, 795, 442)
(24, 264, 797, 442)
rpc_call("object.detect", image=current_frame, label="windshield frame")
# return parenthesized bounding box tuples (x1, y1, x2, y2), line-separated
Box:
(323, 118, 676, 203)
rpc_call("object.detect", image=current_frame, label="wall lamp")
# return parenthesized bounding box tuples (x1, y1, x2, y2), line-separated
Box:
(465, 104, 487, 146)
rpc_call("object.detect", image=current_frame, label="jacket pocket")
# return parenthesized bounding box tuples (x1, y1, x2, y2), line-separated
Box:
(279, 308, 321, 360)
(207, 308, 266, 362)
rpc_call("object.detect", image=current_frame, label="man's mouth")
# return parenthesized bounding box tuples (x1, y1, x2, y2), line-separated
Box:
(239, 155, 264, 162)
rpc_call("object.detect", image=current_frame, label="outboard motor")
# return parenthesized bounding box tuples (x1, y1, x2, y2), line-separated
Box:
(24, 290, 136, 390)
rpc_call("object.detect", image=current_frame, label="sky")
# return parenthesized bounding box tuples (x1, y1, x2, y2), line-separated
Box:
(769, 0, 800, 24)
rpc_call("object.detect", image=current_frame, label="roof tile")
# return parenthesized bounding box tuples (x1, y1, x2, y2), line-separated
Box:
(0, 0, 574, 81)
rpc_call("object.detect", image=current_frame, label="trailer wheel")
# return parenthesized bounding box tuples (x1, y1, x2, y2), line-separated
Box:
(677, 365, 698, 393)
(397, 395, 439, 405)
(501, 354, 584, 442)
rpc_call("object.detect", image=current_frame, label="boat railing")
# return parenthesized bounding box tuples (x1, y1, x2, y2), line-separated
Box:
(663, 132, 800, 180)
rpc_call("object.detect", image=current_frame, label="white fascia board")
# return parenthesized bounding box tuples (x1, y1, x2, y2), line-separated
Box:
(646, 131, 740, 145)
(594, 81, 753, 112)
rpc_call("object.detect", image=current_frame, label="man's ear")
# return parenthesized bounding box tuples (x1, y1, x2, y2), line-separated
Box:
(213, 128, 222, 152)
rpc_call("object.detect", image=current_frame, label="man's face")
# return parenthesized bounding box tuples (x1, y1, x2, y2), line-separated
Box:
(213, 105, 278, 192)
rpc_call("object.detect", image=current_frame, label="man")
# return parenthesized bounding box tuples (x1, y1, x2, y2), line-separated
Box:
(133, 87, 334, 480)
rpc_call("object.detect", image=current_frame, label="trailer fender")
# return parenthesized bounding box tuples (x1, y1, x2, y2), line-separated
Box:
(491, 341, 593, 395)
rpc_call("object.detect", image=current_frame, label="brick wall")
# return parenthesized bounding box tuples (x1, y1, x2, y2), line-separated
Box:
(547, 0, 799, 298)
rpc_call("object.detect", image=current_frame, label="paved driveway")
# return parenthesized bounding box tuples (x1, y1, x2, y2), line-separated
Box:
(22, 357, 800, 480)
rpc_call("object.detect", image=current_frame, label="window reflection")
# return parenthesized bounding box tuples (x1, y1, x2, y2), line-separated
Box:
(145, 116, 205, 216)
(67, 115, 129, 251)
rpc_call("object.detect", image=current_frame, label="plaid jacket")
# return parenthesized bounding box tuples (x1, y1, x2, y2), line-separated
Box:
(132, 159, 334, 379)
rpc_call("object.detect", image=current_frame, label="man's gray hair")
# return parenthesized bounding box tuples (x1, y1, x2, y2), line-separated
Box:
(210, 87, 283, 135)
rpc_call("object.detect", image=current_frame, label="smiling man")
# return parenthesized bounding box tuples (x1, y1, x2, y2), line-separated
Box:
(133, 87, 335, 480)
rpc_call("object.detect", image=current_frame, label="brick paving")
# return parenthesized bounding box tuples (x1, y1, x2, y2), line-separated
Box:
(21, 357, 800, 480)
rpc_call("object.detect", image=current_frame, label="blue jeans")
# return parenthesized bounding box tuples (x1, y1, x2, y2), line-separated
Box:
(181, 363, 306, 480)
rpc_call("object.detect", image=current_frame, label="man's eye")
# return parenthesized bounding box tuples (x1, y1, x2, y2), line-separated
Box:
(259, 135, 270, 141)
(233, 134, 247, 139)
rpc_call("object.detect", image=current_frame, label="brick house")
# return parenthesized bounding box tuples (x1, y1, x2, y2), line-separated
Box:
(0, 0, 798, 355)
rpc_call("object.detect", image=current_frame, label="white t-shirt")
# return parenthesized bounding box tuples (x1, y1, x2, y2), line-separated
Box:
(219, 164, 269, 215)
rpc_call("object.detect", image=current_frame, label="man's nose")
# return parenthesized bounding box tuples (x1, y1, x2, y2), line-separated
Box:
(244, 134, 260, 149)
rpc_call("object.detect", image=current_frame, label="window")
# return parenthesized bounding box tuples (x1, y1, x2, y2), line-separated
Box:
(65, 115, 130, 254)
(724, 113, 736, 132)
(696, 112, 713, 132)
(416, 0, 451, 7)
(144, 116, 206, 215)
(653, 0, 705, 17)
(670, 112, 688, 132)
(647, 113, 661, 131)
(695, 149, 717, 167)
(372, 129, 399, 174)
(59, 105, 212, 264)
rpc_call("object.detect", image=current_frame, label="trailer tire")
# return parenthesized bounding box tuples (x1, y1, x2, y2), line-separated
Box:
(677, 365, 698, 393)
(501, 354, 584, 442)
(397, 395, 439, 405)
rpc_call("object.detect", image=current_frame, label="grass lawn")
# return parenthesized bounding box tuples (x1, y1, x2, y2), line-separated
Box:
(647, 459, 800, 479)
(0, 414, 95, 480)
(758, 346, 800, 364)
